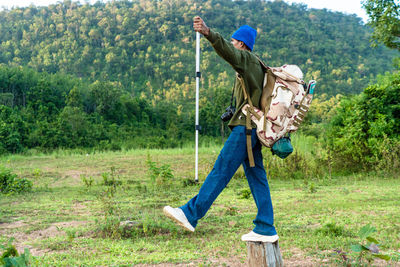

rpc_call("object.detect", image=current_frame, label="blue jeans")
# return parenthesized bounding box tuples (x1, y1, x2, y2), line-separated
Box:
(180, 126, 277, 236)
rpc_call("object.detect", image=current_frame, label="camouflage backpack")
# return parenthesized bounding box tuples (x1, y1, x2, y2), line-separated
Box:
(239, 59, 316, 165)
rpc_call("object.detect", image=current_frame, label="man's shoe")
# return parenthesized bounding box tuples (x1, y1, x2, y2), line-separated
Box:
(241, 231, 279, 242)
(163, 206, 195, 232)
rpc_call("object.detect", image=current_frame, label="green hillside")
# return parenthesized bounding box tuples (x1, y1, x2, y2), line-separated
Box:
(0, 0, 397, 99)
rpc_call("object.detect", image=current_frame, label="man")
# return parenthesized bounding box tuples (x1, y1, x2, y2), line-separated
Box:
(163, 16, 278, 242)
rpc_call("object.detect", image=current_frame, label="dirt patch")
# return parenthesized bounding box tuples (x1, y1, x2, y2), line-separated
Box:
(281, 247, 323, 266)
(0, 220, 27, 229)
(53, 170, 85, 186)
(134, 249, 323, 266)
(1, 220, 89, 256)
(14, 245, 52, 257)
(53, 221, 88, 228)
(71, 200, 93, 216)
(134, 257, 245, 267)
(27, 221, 88, 240)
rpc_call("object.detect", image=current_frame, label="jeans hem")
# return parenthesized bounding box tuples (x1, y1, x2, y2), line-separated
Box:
(253, 227, 277, 236)
(180, 206, 197, 228)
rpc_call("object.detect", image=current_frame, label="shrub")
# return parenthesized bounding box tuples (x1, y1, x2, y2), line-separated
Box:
(0, 167, 32, 194)
(325, 71, 400, 172)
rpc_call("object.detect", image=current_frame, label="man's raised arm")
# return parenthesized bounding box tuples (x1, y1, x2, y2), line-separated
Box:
(193, 16, 248, 73)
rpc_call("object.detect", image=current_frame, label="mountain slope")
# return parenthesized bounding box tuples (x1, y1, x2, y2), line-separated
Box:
(0, 0, 397, 100)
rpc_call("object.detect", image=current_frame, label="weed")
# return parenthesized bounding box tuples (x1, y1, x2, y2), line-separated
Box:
(81, 175, 94, 189)
(32, 168, 42, 180)
(134, 183, 148, 193)
(334, 224, 391, 266)
(55, 225, 77, 243)
(238, 188, 251, 199)
(374, 137, 400, 175)
(119, 217, 171, 239)
(65, 229, 77, 243)
(95, 169, 123, 239)
(181, 178, 197, 187)
(101, 166, 122, 187)
(350, 224, 391, 264)
(96, 216, 121, 239)
(308, 182, 317, 193)
(341, 187, 350, 195)
(146, 154, 174, 186)
(0, 238, 31, 267)
(224, 206, 238, 216)
(316, 222, 347, 237)
(391, 252, 400, 261)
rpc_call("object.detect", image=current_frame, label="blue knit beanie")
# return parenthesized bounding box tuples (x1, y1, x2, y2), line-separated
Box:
(231, 25, 257, 51)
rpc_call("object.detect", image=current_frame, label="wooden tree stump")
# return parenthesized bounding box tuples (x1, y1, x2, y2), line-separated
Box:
(246, 241, 283, 267)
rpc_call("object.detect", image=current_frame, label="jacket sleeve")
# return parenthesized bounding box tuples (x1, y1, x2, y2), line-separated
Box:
(205, 29, 249, 74)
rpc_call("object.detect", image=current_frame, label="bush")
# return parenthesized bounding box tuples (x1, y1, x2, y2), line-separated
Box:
(0, 167, 32, 194)
(326, 71, 400, 172)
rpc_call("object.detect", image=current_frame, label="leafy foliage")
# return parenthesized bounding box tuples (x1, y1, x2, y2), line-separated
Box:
(0, 167, 32, 194)
(0, 238, 31, 267)
(326, 71, 400, 171)
(0, 65, 184, 153)
(363, 0, 400, 50)
(350, 224, 391, 263)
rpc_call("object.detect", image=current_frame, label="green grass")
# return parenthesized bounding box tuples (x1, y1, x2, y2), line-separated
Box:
(1, 143, 399, 266)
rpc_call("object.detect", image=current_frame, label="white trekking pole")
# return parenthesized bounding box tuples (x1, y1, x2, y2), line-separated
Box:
(195, 31, 201, 183)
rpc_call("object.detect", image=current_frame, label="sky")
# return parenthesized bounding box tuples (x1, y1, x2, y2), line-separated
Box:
(285, 0, 369, 22)
(0, 0, 369, 22)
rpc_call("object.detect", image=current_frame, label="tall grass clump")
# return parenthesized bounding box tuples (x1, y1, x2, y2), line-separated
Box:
(263, 134, 326, 180)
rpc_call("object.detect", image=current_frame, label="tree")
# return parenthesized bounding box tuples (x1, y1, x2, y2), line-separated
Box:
(363, 0, 400, 50)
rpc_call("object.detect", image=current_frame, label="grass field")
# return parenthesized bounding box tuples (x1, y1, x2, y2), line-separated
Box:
(1, 142, 400, 266)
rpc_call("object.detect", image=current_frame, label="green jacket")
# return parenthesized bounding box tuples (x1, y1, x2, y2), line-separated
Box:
(205, 29, 264, 128)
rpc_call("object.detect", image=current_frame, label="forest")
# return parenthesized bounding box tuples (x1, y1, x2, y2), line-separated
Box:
(0, 0, 399, 171)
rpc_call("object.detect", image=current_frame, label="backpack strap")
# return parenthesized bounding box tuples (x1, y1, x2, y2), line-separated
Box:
(237, 73, 257, 167)
(255, 57, 276, 134)
(261, 69, 276, 133)
(237, 73, 261, 120)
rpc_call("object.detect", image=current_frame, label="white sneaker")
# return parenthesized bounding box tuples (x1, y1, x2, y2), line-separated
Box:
(163, 206, 195, 232)
(241, 231, 279, 242)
